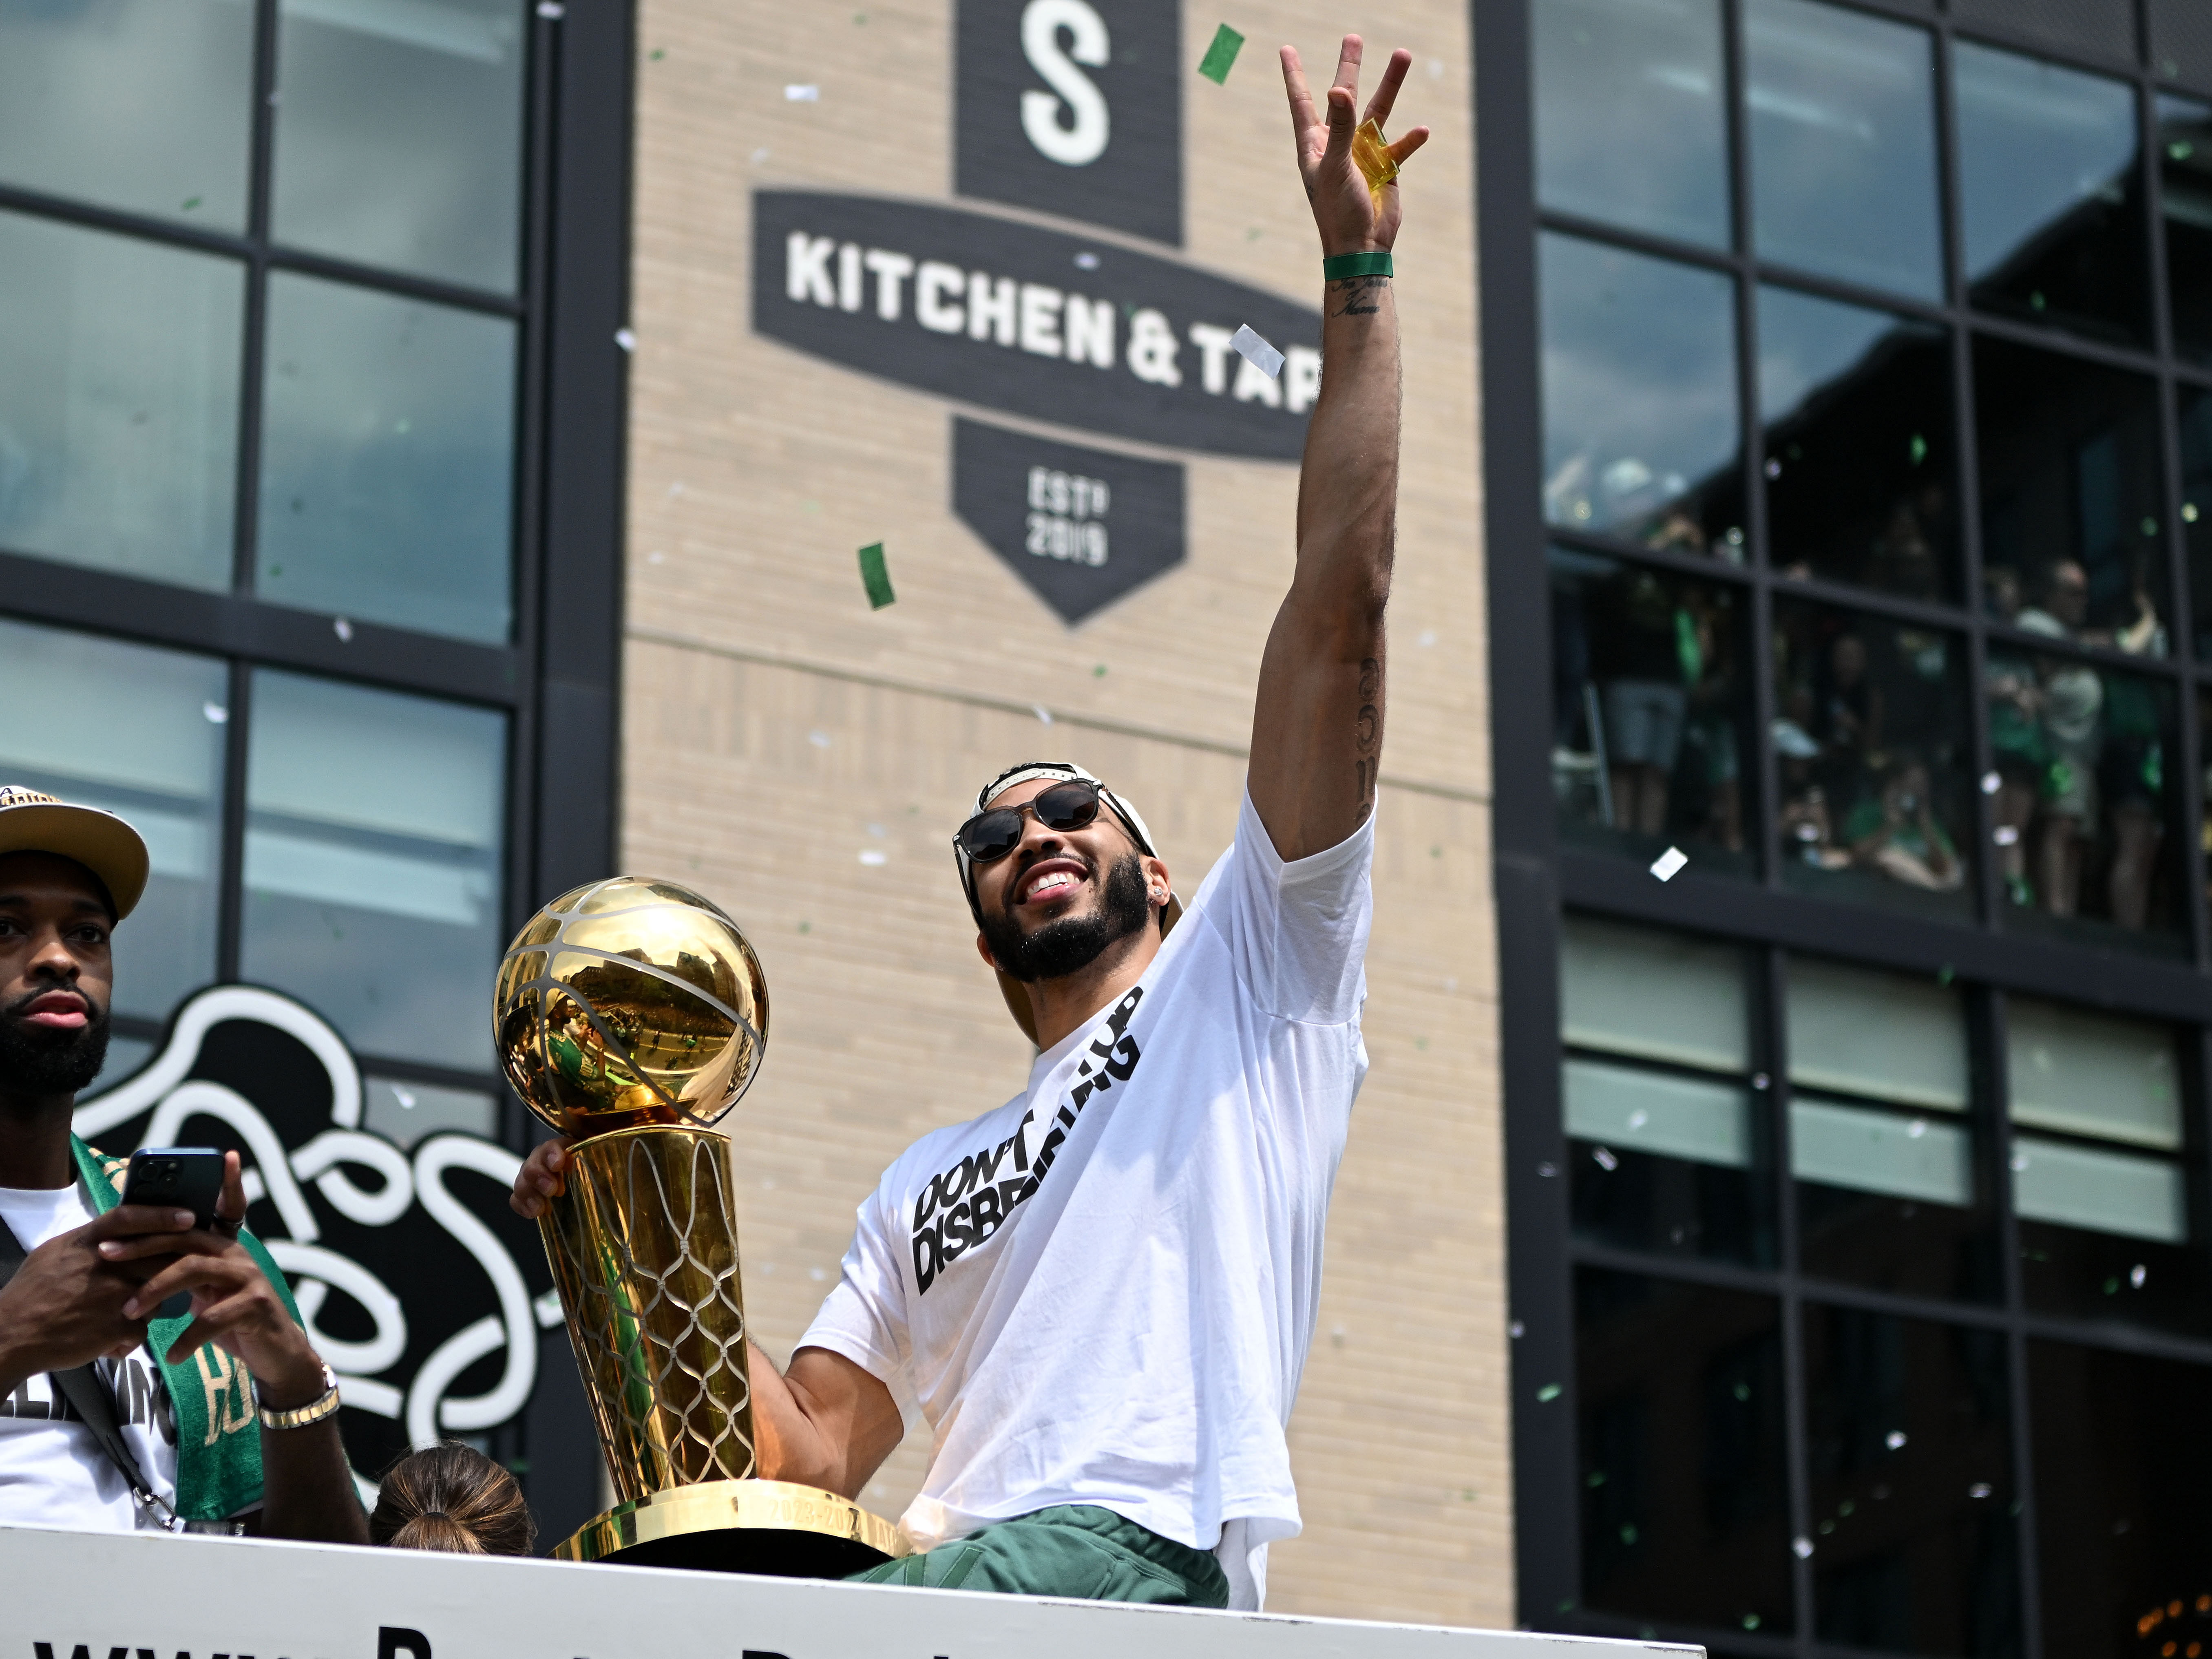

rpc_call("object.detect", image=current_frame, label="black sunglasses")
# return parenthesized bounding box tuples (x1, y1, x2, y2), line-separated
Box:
(953, 779, 1106, 863)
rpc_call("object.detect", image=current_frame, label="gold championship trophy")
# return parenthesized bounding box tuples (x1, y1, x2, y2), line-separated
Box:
(494, 878, 906, 1573)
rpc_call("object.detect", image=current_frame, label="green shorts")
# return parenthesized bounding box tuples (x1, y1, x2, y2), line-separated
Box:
(844, 1504, 1230, 1607)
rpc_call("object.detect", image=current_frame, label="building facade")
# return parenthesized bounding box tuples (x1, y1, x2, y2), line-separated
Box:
(6, 0, 2210, 1650)
(1481, 1, 2212, 1656)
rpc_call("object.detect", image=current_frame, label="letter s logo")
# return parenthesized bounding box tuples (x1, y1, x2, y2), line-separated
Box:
(1020, 0, 1109, 167)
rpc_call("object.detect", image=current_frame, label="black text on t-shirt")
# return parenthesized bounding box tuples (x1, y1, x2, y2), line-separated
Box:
(909, 987, 1145, 1294)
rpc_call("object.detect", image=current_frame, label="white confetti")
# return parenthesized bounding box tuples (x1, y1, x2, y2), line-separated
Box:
(535, 1, 563, 16)
(1592, 1146, 1618, 1172)
(646, 550, 666, 564)
(1649, 845, 1688, 881)
(201, 702, 229, 725)
(807, 730, 831, 748)
(750, 147, 772, 165)
(614, 327, 636, 351)
(2131, 1262, 2147, 1288)
(1793, 1537, 1813, 1560)
(857, 848, 887, 866)
(332, 617, 354, 643)
(1230, 323, 1284, 379)
(1033, 704, 1054, 725)
(1968, 1483, 1992, 1499)
(785, 83, 820, 101)
(1074, 251, 1100, 270)
(1981, 770, 2002, 794)
(1886, 1430, 1907, 1449)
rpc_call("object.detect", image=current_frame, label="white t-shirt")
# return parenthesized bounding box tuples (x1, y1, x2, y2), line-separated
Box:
(802, 790, 1373, 1609)
(0, 1182, 181, 1531)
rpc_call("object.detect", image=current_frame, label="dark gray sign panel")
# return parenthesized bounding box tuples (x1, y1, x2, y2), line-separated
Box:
(753, 192, 1319, 461)
(953, 416, 1185, 623)
(956, 0, 1181, 247)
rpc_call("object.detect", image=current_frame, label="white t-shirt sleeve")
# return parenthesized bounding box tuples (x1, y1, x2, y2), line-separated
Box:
(1198, 787, 1375, 1025)
(796, 1182, 921, 1429)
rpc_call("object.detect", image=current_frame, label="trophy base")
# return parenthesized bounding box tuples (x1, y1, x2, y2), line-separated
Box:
(554, 1478, 909, 1577)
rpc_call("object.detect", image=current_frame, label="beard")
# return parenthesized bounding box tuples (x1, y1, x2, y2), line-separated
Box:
(981, 852, 1153, 983)
(0, 995, 111, 1101)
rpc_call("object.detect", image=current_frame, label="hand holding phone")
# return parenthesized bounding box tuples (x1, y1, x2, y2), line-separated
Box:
(119, 1148, 227, 1319)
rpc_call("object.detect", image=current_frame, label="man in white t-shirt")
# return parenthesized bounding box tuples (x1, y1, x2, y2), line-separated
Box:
(0, 788, 365, 1540)
(514, 33, 1425, 1608)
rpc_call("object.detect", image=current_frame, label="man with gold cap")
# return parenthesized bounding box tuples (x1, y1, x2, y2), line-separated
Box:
(515, 32, 1425, 1608)
(0, 786, 364, 1540)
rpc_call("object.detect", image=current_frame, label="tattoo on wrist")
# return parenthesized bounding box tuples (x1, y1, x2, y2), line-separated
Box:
(1327, 275, 1390, 319)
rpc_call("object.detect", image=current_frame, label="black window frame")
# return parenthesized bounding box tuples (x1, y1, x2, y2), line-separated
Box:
(1482, 0, 2212, 1652)
(0, 0, 632, 1545)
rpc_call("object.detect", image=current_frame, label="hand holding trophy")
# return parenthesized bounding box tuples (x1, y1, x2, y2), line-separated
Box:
(495, 877, 904, 1572)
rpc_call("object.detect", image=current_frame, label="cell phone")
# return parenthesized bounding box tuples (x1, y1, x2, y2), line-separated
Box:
(120, 1148, 227, 1320)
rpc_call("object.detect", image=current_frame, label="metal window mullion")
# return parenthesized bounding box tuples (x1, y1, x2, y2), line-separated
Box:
(1982, 988, 2046, 1659)
(1760, 944, 1816, 1657)
(214, 658, 252, 984)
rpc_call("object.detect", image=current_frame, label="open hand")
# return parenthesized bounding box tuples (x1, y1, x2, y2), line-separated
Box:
(1281, 35, 1430, 256)
(98, 1151, 325, 1409)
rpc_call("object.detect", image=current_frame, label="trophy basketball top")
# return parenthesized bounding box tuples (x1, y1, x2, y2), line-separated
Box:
(495, 877, 769, 1138)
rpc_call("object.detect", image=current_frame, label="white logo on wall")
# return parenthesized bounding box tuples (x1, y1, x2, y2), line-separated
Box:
(74, 986, 561, 1474)
(1021, 0, 1110, 166)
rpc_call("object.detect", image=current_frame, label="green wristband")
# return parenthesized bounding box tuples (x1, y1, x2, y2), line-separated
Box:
(1323, 250, 1393, 281)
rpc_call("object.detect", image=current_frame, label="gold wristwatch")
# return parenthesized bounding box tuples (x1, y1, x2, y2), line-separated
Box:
(257, 1359, 341, 1430)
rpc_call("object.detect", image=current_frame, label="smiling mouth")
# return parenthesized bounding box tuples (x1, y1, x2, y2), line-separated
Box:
(1017, 862, 1088, 906)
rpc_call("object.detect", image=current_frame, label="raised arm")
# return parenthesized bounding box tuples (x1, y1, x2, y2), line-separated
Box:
(1247, 37, 1428, 861)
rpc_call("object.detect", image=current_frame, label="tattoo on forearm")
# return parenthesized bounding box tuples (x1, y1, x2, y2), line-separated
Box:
(1327, 275, 1390, 318)
(1354, 656, 1382, 815)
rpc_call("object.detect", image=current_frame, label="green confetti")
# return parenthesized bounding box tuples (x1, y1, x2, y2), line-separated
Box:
(180, 196, 203, 212)
(1198, 22, 1243, 84)
(649, 46, 665, 59)
(858, 541, 895, 609)
(1536, 1382, 1562, 1402)
(1092, 663, 1108, 676)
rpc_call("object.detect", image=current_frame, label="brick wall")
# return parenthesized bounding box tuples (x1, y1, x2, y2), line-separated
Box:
(620, 0, 1510, 1626)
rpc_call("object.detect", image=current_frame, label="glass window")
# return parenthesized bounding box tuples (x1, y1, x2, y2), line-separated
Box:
(1788, 958, 1995, 1303)
(0, 619, 225, 1024)
(1533, 0, 1729, 250)
(2005, 999, 2203, 1334)
(1950, 0, 2137, 68)
(1803, 1306, 2019, 1657)
(1550, 550, 1753, 875)
(2028, 1340, 2212, 1659)
(270, 0, 526, 292)
(361, 1075, 499, 1147)
(0, 212, 242, 591)
(2159, 97, 2212, 366)
(256, 273, 516, 642)
(1562, 914, 1750, 1072)
(2185, 389, 2212, 661)
(1759, 285, 1958, 602)
(242, 670, 506, 1069)
(2150, 0, 2212, 93)
(0, 0, 252, 230)
(1984, 653, 2183, 947)
(1787, 957, 1967, 1111)
(1540, 234, 1744, 552)
(1955, 44, 2148, 347)
(1770, 598, 1974, 917)
(1742, 0, 1942, 302)
(1974, 337, 2168, 651)
(1562, 919, 1772, 1266)
(1577, 1268, 1793, 1636)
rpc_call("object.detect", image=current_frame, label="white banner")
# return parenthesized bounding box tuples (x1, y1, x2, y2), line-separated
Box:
(1, 1525, 1699, 1659)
